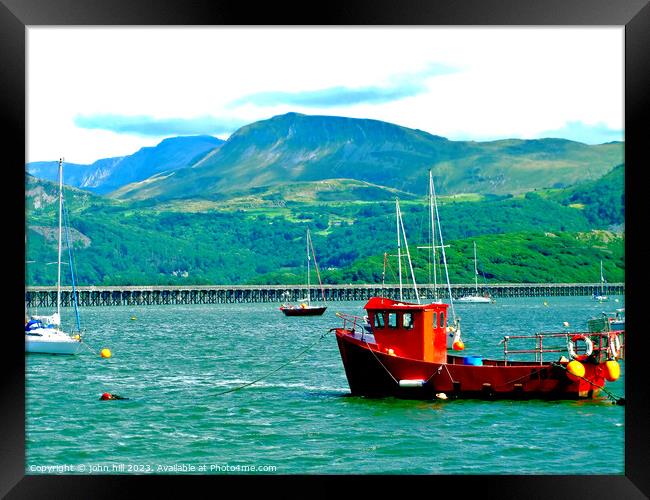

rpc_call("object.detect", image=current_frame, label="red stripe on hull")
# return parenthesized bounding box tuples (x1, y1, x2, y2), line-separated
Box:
(335, 330, 606, 400)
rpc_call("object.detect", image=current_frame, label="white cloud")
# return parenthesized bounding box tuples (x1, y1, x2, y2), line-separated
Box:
(27, 26, 623, 164)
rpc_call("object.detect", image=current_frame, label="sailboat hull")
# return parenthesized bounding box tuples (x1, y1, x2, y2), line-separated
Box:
(280, 306, 327, 316)
(25, 329, 83, 355)
(456, 296, 493, 303)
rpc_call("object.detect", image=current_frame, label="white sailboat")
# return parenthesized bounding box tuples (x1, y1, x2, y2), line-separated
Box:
(593, 260, 609, 302)
(456, 241, 494, 303)
(280, 228, 327, 316)
(25, 158, 83, 355)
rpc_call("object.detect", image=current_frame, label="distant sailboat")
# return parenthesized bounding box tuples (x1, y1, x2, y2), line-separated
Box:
(25, 158, 83, 355)
(456, 241, 494, 303)
(593, 260, 609, 302)
(280, 228, 327, 316)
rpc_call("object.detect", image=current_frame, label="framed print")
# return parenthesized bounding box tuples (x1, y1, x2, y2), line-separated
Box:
(4, 0, 648, 497)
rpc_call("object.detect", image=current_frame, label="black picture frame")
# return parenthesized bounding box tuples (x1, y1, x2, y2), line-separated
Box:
(4, 0, 648, 498)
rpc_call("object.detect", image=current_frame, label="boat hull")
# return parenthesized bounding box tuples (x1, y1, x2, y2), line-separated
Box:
(456, 296, 493, 303)
(25, 330, 83, 355)
(335, 330, 605, 400)
(281, 306, 327, 316)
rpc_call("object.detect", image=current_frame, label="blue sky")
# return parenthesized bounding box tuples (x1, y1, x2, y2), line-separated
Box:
(27, 27, 624, 164)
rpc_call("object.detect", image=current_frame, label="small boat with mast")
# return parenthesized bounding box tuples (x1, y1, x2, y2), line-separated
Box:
(456, 241, 494, 303)
(25, 158, 83, 355)
(593, 260, 609, 302)
(280, 228, 327, 316)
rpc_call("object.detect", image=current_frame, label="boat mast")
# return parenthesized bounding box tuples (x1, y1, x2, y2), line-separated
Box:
(431, 175, 457, 322)
(473, 241, 479, 295)
(396, 198, 403, 301)
(307, 229, 326, 303)
(381, 252, 387, 295)
(306, 228, 311, 305)
(396, 199, 420, 304)
(56, 158, 63, 322)
(429, 170, 438, 301)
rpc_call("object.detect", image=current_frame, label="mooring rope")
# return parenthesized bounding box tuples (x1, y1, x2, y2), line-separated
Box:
(213, 329, 332, 396)
(364, 341, 400, 385)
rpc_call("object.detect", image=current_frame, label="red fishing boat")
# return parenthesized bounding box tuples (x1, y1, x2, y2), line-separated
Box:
(332, 297, 624, 401)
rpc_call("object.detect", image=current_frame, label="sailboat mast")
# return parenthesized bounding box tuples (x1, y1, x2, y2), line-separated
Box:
(431, 176, 457, 322)
(396, 198, 403, 301)
(397, 199, 420, 304)
(306, 229, 311, 305)
(57, 158, 63, 320)
(429, 170, 438, 301)
(474, 241, 479, 294)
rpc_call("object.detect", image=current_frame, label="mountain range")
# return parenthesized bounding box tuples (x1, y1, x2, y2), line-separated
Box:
(27, 135, 224, 195)
(25, 112, 625, 287)
(26, 113, 623, 201)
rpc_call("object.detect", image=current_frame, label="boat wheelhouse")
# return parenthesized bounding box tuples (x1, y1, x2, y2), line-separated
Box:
(333, 296, 623, 401)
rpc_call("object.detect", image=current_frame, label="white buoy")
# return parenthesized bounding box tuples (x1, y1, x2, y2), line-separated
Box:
(435, 393, 448, 400)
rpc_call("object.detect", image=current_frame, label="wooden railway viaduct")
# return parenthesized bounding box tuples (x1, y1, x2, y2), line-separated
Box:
(25, 283, 624, 307)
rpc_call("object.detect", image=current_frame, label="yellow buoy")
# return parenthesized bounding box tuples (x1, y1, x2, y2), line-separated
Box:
(603, 360, 620, 382)
(452, 339, 465, 351)
(100, 348, 112, 359)
(130, 316, 137, 321)
(386, 348, 396, 356)
(566, 360, 585, 382)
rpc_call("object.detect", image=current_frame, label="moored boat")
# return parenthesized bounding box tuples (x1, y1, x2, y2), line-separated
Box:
(332, 297, 623, 401)
(330, 178, 622, 401)
(25, 316, 83, 355)
(280, 303, 328, 316)
(25, 158, 84, 355)
(280, 228, 327, 317)
(456, 241, 494, 303)
(592, 260, 609, 302)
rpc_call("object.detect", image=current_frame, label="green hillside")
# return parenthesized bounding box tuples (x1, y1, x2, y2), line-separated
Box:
(25, 166, 625, 287)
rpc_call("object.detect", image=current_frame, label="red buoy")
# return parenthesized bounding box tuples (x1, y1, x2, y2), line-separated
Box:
(100, 392, 112, 400)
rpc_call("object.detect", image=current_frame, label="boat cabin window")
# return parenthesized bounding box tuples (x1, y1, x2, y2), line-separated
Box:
(388, 312, 398, 328)
(432, 312, 437, 329)
(439, 311, 445, 328)
(402, 312, 413, 329)
(373, 312, 385, 328)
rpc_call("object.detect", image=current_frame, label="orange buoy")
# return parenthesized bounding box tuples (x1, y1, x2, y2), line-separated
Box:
(566, 360, 585, 382)
(452, 339, 465, 351)
(100, 348, 112, 359)
(603, 360, 621, 382)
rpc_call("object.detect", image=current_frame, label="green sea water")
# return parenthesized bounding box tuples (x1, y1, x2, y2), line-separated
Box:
(25, 296, 625, 475)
